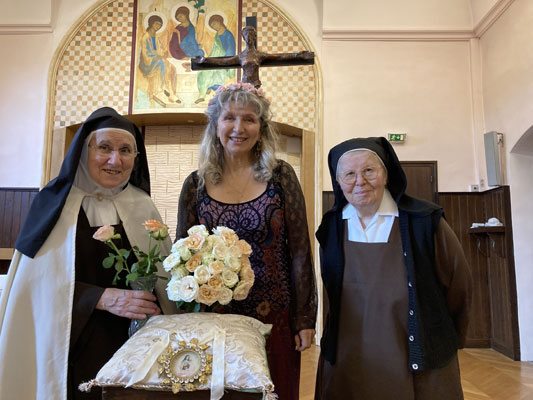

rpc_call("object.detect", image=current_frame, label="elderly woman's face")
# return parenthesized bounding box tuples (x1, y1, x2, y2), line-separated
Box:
(88, 129, 136, 188)
(216, 102, 260, 159)
(337, 151, 387, 212)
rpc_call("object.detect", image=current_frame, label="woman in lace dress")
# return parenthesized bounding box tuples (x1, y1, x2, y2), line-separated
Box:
(176, 82, 317, 400)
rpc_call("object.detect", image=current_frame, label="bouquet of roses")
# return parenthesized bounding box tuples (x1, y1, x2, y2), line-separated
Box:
(164, 225, 254, 312)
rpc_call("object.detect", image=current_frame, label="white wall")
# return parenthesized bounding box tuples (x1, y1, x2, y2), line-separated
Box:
(0, 35, 52, 187)
(324, 0, 472, 30)
(322, 39, 477, 192)
(0, 0, 52, 25)
(469, 0, 500, 27)
(478, 0, 533, 361)
(0, 0, 111, 187)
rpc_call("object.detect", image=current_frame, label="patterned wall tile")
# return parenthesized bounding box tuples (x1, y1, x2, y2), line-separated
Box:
(53, 0, 133, 127)
(242, 0, 316, 132)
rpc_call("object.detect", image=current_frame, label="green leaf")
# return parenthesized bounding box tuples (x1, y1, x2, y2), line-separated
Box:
(131, 262, 139, 273)
(102, 256, 115, 269)
(126, 272, 139, 285)
(138, 259, 148, 268)
(192, 302, 201, 313)
(119, 248, 129, 257)
(115, 259, 123, 272)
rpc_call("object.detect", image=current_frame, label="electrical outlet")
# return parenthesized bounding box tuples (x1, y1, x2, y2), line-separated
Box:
(470, 184, 480, 192)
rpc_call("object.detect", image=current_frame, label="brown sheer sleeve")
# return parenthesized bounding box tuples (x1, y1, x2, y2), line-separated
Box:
(276, 160, 318, 332)
(176, 172, 200, 242)
(434, 219, 473, 348)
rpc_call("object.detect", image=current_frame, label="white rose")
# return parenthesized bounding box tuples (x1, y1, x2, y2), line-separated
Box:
(187, 224, 209, 239)
(228, 245, 243, 258)
(207, 235, 224, 249)
(171, 238, 186, 251)
(213, 244, 228, 260)
(202, 253, 216, 265)
(176, 276, 199, 302)
(171, 242, 192, 262)
(225, 256, 241, 273)
(217, 287, 233, 305)
(171, 265, 188, 280)
(222, 268, 239, 288)
(166, 277, 183, 301)
(194, 265, 211, 285)
(163, 252, 181, 272)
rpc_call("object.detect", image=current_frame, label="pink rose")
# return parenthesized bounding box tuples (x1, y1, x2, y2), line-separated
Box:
(183, 233, 205, 251)
(92, 225, 118, 242)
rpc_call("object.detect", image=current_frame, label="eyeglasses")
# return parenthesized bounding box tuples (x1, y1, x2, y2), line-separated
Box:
(338, 167, 380, 185)
(88, 144, 139, 160)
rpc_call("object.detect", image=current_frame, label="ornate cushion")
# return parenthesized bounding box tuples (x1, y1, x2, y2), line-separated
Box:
(81, 313, 276, 399)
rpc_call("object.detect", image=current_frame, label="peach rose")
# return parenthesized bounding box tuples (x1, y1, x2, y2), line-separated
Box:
(233, 281, 253, 301)
(183, 233, 205, 251)
(208, 260, 224, 275)
(208, 274, 223, 289)
(239, 264, 255, 284)
(213, 226, 238, 246)
(93, 225, 118, 242)
(143, 219, 169, 239)
(235, 239, 252, 257)
(197, 284, 220, 306)
(185, 253, 203, 272)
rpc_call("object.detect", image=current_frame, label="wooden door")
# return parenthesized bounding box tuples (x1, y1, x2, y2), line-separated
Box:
(400, 161, 438, 203)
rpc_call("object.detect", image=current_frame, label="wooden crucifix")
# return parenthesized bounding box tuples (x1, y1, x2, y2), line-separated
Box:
(191, 25, 314, 88)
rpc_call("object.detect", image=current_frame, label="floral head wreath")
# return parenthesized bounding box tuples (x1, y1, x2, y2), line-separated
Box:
(208, 82, 266, 105)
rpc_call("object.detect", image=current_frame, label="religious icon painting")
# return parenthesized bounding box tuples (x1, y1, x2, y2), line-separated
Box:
(157, 336, 212, 393)
(130, 0, 239, 113)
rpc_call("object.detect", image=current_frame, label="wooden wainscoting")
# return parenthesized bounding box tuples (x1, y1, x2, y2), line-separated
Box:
(0, 188, 39, 273)
(440, 187, 519, 360)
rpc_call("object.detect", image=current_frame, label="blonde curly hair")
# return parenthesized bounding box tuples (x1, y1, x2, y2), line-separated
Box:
(198, 86, 279, 188)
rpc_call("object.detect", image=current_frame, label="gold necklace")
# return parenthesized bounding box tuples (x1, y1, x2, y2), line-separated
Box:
(229, 168, 254, 204)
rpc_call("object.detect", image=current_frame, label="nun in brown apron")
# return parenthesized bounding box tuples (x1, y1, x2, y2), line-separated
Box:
(315, 137, 472, 400)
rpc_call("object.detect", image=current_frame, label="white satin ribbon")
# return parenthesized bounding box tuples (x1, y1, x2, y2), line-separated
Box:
(126, 331, 170, 387)
(211, 329, 226, 400)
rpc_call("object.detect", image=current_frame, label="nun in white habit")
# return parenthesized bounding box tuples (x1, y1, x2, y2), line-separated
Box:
(0, 107, 175, 399)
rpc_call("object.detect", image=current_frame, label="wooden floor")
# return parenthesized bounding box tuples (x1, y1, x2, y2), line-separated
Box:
(299, 346, 533, 400)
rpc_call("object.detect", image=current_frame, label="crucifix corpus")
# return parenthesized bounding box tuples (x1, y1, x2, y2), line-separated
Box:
(191, 25, 315, 88)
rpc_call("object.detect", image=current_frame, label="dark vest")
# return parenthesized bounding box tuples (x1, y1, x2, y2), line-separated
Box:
(318, 197, 458, 371)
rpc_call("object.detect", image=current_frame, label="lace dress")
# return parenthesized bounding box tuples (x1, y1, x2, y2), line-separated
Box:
(176, 160, 317, 400)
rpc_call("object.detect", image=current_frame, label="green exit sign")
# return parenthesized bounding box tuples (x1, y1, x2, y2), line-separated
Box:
(388, 133, 406, 142)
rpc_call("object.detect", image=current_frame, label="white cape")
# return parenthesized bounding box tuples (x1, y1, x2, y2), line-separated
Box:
(0, 184, 176, 400)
